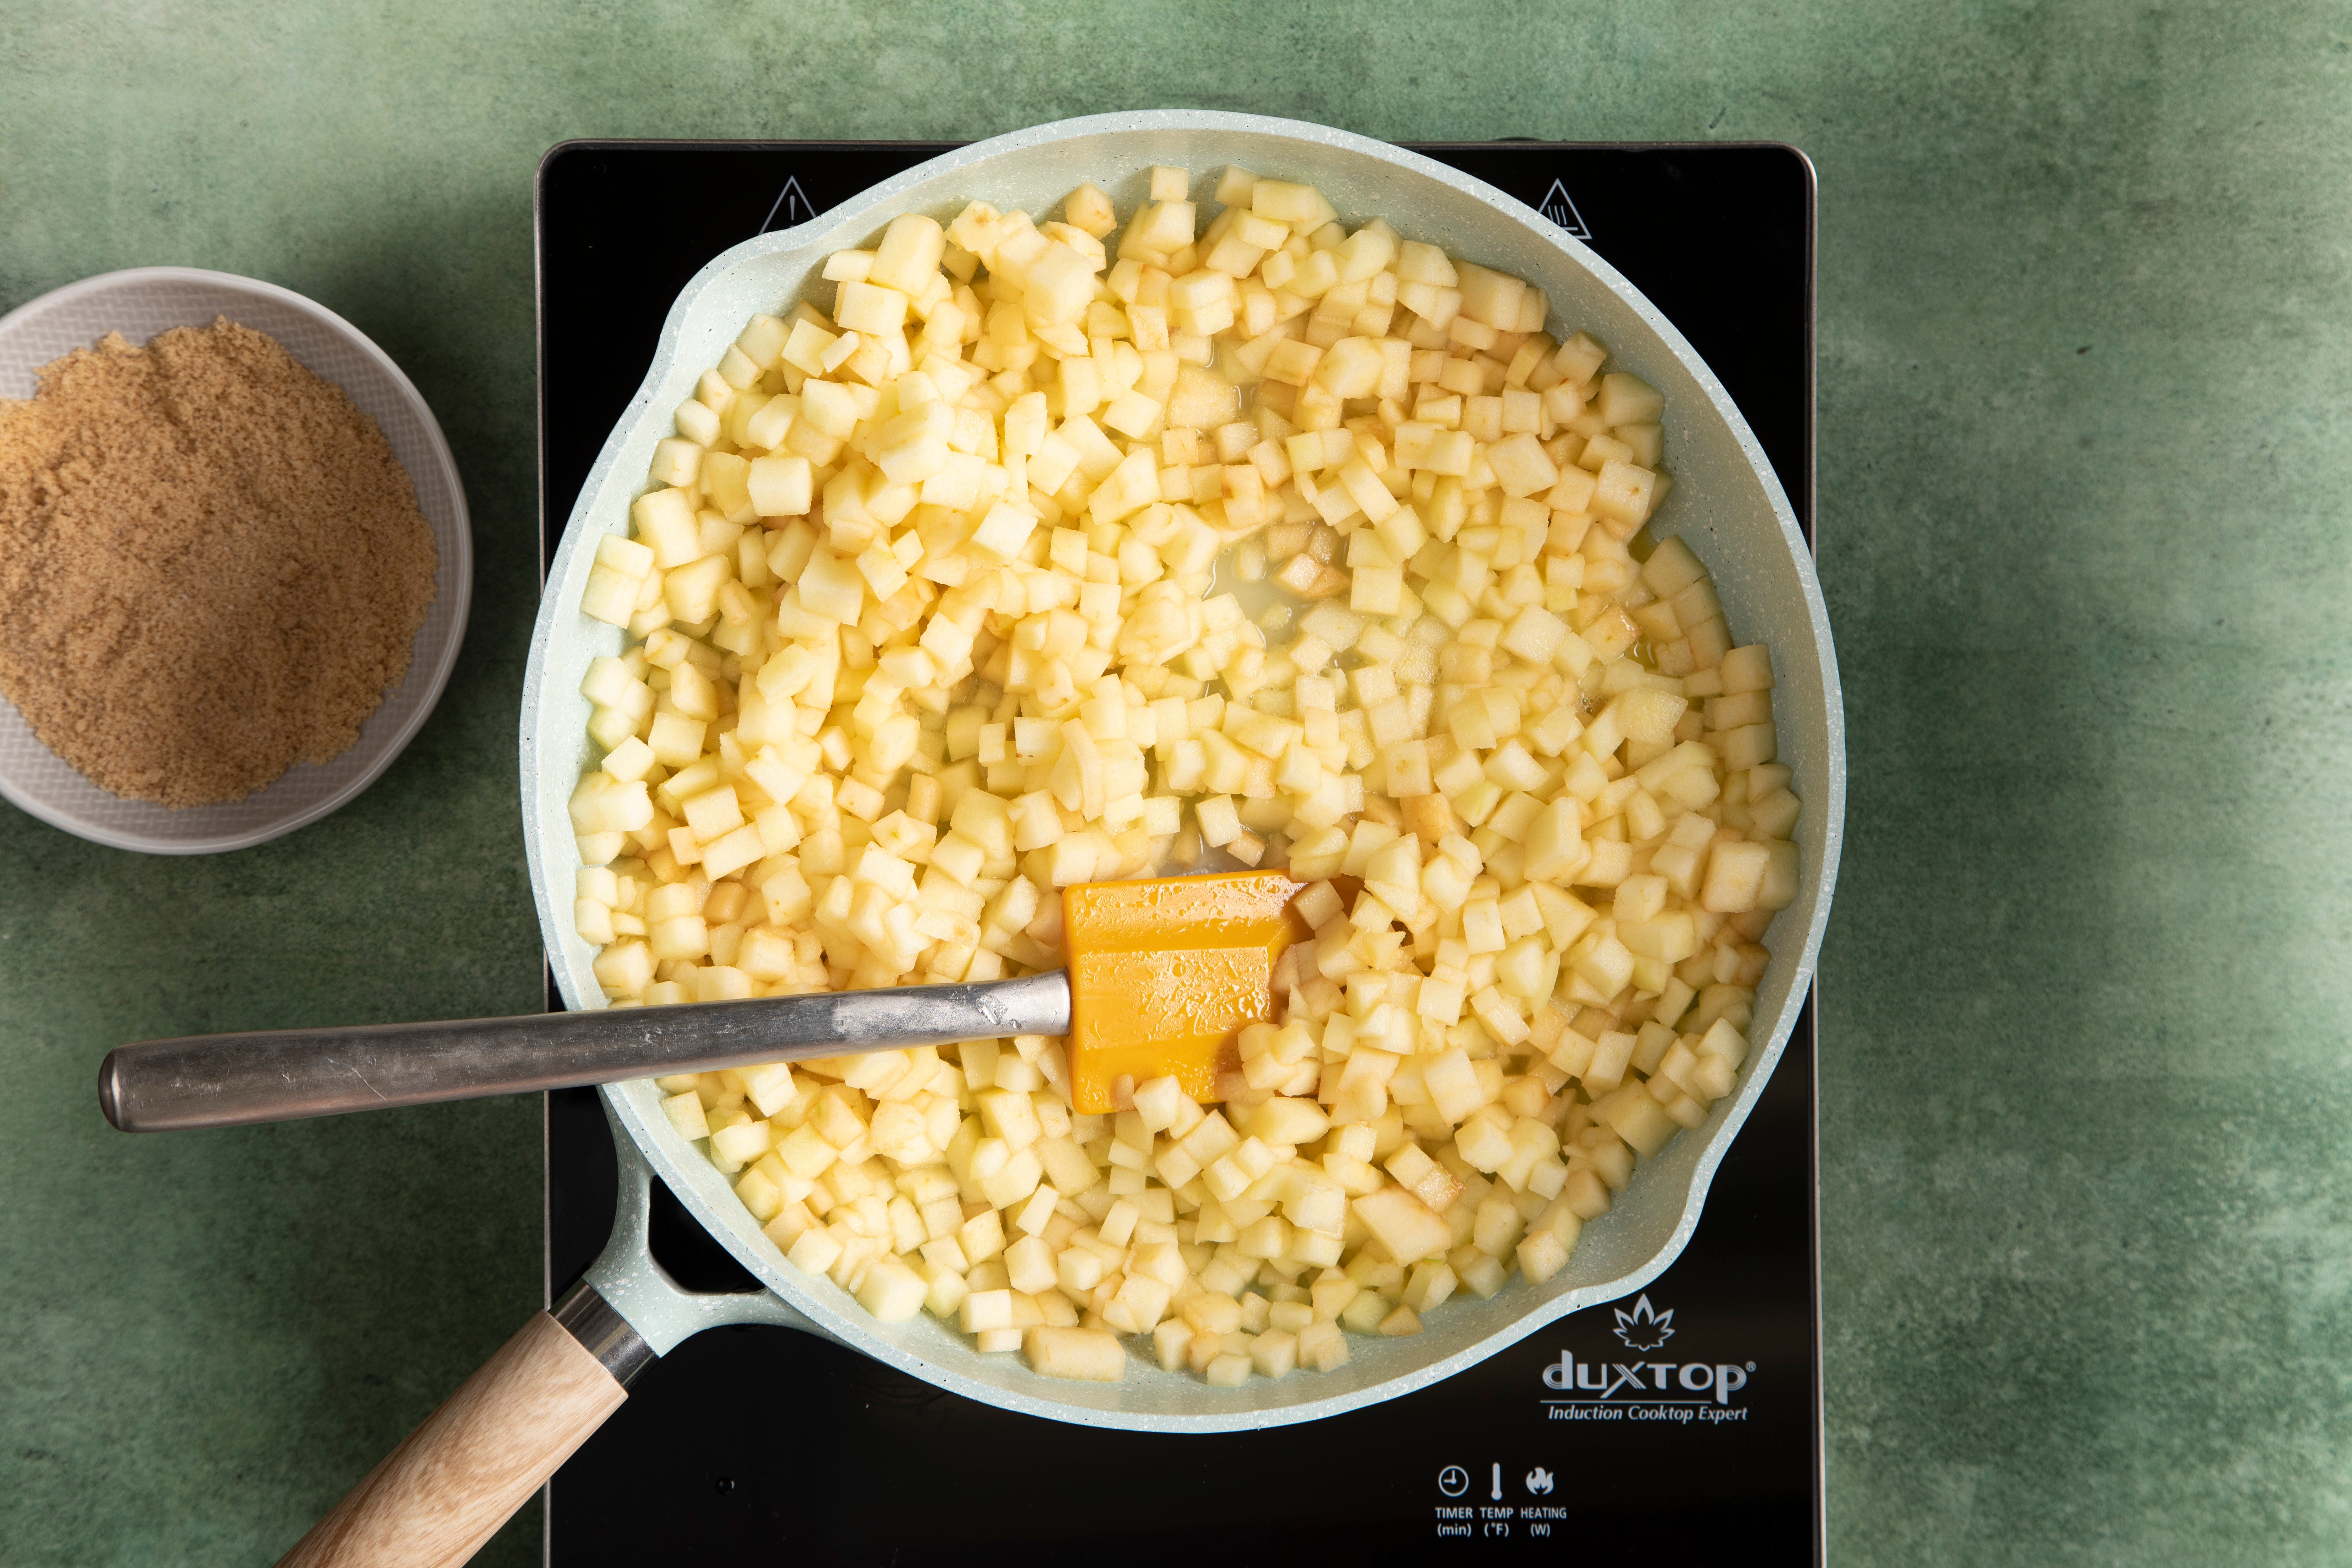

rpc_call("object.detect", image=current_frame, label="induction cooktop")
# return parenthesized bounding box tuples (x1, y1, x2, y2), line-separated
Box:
(534, 137, 1820, 1564)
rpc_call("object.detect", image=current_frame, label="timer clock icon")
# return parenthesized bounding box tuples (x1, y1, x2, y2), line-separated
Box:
(1437, 1466, 1469, 1497)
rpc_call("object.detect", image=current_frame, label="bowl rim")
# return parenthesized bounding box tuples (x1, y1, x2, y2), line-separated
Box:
(0, 264, 474, 854)
(523, 109, 1845, 1429)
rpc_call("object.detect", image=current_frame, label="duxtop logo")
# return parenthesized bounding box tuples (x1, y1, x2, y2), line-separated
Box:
(1540, 1295, 1754, 1424)
(1611, 1295, 1675, 1352)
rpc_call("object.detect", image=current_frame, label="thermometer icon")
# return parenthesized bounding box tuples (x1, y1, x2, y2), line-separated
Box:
(1491, 1463, 1502, 1500)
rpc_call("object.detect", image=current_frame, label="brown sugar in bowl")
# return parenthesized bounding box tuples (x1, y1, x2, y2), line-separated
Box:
(0, 268, 471, 854)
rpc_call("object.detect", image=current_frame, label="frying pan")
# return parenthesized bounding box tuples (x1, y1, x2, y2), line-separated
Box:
(278, 111, 1843, 1564)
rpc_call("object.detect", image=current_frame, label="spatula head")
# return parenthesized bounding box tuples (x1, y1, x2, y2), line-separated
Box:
(1062, 869, 1309, 1114)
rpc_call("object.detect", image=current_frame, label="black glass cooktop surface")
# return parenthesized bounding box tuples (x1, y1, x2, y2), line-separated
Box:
(535, 138, 1819, 1564)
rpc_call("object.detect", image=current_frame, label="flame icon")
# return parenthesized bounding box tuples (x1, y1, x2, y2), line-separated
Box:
(1525, 1466, 1555, 1496)
(1611, 1294, 1676, 1352)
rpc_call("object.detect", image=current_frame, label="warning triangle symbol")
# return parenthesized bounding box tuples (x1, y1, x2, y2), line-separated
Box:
(760, 175, 821, 235)
(1538, 179, 1592, 240)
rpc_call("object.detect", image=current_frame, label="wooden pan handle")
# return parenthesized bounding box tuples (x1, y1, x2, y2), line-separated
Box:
(276, 1309, 629, 1568)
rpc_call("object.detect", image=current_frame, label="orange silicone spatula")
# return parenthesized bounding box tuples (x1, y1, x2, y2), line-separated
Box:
(102, 869, 1312, 1132)
(1060, 868, 1307, 1113)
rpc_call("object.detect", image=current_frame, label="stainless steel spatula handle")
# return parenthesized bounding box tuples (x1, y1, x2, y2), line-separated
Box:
(99, 971, 1072, 1133)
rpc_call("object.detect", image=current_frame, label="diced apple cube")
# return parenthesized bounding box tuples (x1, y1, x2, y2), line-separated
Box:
(749, 454, 813, 517)
(787, 1227, 843, 1278)
(1250, 1329, 1298, 1379)
(660, 1089, 710, 1141)
(1602, 1088, 1680, 1158)
(1354, 1185, 1453, 1264)
(857, 1256, 929, 1322)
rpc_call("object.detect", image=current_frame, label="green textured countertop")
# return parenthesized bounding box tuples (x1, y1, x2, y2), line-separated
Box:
(4, 5, 2347, 1562)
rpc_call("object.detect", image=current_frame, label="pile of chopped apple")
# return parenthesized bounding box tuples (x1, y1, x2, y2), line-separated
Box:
(566, 164, 1800, 1386)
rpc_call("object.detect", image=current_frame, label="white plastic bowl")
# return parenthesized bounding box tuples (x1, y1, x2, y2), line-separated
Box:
(523, 112, 1844, 1430)
(0, 267, 471, 854)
